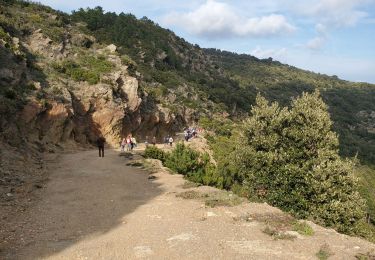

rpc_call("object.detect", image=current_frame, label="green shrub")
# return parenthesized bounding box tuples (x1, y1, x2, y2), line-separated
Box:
(236, 91, 366, 233)
(292, 221, 314, 236)
(52, 55, 113, 85)
(164, 143, 204, 175)
(144, 145, 167, 162)
(199, 116, 233, 137)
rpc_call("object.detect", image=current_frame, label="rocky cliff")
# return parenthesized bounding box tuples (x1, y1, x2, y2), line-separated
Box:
(1, 28, 197, 150)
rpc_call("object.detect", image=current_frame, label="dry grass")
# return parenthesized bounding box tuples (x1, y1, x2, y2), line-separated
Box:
(176, 190, 244, 208)
(262, 226, 296, 240)
(119, 152, 133, 158)
(126, 161, 143, 167)
(176, 190, 209, 200)
(181, 181, 202, 189)
(204, 192, 243, 208)
(355, 251, 375, 260)
(234, 212, 314, 240)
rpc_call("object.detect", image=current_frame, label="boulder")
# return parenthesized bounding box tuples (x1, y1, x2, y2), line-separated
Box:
(105, 44, 117, 53)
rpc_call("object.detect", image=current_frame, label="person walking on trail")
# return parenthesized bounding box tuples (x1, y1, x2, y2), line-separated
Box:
(168, 136, 174, 147)
(164, 136, 169, 147)
(120, 137, 126, 152)
(152, 136, 156, 146)
(97, 136, 106, 157)
(131, 136, 137, 150)
(145, 136, 149, 147)
(126, 135, 132, 151)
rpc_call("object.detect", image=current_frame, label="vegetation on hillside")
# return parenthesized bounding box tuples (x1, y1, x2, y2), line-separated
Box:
(146, 92, 374, 240)
(68, 7, 375, 165)
(52, 54, 114, 85)
(206, 49, 375, 163)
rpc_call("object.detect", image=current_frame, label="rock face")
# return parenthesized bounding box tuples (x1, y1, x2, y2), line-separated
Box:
(0, 31, 196, 150)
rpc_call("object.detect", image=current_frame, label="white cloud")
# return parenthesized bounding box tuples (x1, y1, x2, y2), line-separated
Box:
(305, 23, 328, 50)
(162, 0, 295, 39)
(295, 0, 371, 27)
(315, 23, 327, 34)
(250, 46, 288, 60)
(306, 37, 326, 50)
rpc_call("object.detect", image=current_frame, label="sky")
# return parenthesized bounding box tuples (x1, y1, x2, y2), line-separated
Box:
(38, 0, 375, 83)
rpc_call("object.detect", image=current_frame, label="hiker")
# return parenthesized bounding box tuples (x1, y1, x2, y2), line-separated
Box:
(184, 130, 189, 142)
(131, 136, 137, 150)
(192, 129, 197, 138)
(169, 136, 174, 147)
(187, 129, 191, 140)
(164, 136, 169, 147)
(152, 136, 156, 146)
(120, 137, 126, 152)
(97, 136, 106, 157)
(145, 136, 149, 147)
(126, 135, 132, 151)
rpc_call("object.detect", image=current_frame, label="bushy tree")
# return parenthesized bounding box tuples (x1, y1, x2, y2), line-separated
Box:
(164, 143, 204, 175)
(236, 91, 366, 232)
(144, 146, 167, 162)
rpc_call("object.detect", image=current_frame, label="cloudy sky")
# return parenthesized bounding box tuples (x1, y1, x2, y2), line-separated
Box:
(39, 0, 375, 83)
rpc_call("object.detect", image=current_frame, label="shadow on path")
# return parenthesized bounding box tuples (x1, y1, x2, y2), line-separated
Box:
(2, 149, 162, 259)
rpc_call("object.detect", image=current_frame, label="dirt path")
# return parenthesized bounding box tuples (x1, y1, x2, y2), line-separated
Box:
(2, 148, 375, 259)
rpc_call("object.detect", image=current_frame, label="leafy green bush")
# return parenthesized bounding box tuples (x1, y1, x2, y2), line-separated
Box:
(164, 143, 204, 175)
(52, 55, 113, 85)
(236, 91, 366, 233)
(144, 145, 167, 162)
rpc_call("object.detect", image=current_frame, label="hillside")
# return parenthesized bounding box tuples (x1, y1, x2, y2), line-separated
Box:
(69, 7, 375, 164)
(1, 0, 375, 250)
(2, 2, 374, 161)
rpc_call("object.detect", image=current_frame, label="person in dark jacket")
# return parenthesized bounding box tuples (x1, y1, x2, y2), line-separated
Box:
(97, 136, 106, 157)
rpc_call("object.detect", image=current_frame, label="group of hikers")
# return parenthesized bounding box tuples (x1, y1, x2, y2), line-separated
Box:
(144, 136, 174, 147)
(184, 127, 200, 142)
(96, 134, 175, 157)
(163, 136, 174, 147)
(96, 126, 204, 157)
(120, 135, 137, 152)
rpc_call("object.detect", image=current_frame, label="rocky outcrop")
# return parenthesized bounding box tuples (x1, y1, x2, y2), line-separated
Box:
(1, 24, 204, 154)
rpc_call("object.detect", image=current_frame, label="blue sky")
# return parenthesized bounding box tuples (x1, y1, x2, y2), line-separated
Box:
(39, 0, 375, 83)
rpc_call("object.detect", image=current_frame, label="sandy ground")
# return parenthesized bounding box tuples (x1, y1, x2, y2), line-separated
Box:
(1, 147, 375, 260)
